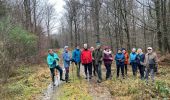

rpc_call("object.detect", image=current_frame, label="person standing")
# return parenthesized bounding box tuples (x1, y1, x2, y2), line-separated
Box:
(136, 48, 145, 80)
(47, 49, 65, 86)
(130, 48, 138, 77)
(90, 46, 96, 76)
(103, 46, 113, 80)
(144, 47, 158, 84)
(115, 49, 125, 79)
(72, 45, 81, 78)
(92, 43, 103, 83)
(81, 44, 93, 79)
(62, 46, 71, 83)
(122, 48, 129, 76)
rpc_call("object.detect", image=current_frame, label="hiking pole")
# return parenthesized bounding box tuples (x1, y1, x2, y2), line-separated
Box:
(72, 62, 75, 82)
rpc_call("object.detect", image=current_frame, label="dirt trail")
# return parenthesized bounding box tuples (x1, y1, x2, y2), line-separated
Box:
(43, 64, 113, 100)
(40, 75, 63, 100)
(78, 64, 113, 100)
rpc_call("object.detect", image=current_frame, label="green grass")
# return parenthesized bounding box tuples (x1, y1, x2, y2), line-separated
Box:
(0, 64, 51, 100)
(54, 65, 170, 100)
(52, 68, 93, 100)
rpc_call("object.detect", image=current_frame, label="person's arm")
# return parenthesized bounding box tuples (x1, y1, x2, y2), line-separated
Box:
(92, 50, 95, 60)
(115, 54, 117, 61)
(154, 53, 158, 66)
(81, 51, 84, 64)
(72, 51, 75, 62)
(100, 50, 103, 61)
(54, 53, 59, 61)
(47, 56, 54, 66)
(122, 55, 125, 62)
(89, 51, 92, 62)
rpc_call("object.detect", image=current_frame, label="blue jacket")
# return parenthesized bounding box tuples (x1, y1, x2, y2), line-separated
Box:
(47, 53, 55, 68)
(54, 53, 59, 65)
(115, 53, 125, 65)
(72, 49, 81, 63)
(130, 52, 137, 63)
(62, 50, 71, 68)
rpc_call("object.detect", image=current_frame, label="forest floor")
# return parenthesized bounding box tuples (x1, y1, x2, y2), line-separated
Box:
(0, 64, 51, 100)
(0, 54, 170, 100)
(51, 63, 170, 100)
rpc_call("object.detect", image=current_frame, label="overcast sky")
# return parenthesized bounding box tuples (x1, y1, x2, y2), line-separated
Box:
(48, 0, 65, 34)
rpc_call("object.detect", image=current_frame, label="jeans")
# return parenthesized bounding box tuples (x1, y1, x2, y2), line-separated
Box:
(75, 62, 80, 77)
(92, 60, 96, 76)
(96, 63, 102, 81)
(116, 64, 124, 78)
(65, 67, 69, 82)
(131, 62, 137, 76)
(138, 64, 145, 79)
(50, 65, 63, 83)
(105, 63, 111, 79)
(145, 64, 155, 83)
(124, 64, 127, 75)
(84, 63, 92, 78)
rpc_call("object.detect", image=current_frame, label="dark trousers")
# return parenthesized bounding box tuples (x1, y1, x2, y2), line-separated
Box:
(50, 65, 63, 83)
(105, 63, 111, 79)
(116, 64, 124, 77)
(75, 62, 80, 77)
(131, 62, 137, 76)
(84, 63, 92, 78)
(92, 60, 96, 76)
(138, 64, 145, 79)
(65, 67, 69, 82)
(124, 64, 127, 75)
(96, 63, 102, 81)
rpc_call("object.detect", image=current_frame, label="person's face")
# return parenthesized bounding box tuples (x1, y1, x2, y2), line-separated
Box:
(122, 50, 126, 53)
(76, 46, 79, 49)
(90, 47, 94, 51)
(84, 44, 87, 49)
(106, 48, 109, 52)
(132, 48, 136, 52)
(147, 48, 152, 53)
(49, 49, 53, 54)
(137, 49, 142, 54)
(118, 50, 121, 53)
(65, 48, 68, 52)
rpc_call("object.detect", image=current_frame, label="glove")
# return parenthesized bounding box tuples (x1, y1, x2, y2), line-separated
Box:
(56, 58, 59, 61)
(53, 60, 56, 65)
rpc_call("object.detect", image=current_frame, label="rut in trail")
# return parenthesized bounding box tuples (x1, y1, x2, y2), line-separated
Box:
(85, 67, 113, 100)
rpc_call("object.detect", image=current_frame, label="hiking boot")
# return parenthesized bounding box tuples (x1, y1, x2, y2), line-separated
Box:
(52, 82, 56, 86)
(97, 80, 101, 83)
(60, 79, 65, 81)
(89, 77, 92, 79)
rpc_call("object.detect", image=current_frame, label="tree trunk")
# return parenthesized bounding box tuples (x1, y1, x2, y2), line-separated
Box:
(24, 0, 31, 31)
(161, 0, 170, 53)
(155, 0, 162, 52)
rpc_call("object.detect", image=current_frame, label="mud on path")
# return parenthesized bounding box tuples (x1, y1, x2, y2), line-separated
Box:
(87, 78, 113, 100)
(51, 64, 114, 100)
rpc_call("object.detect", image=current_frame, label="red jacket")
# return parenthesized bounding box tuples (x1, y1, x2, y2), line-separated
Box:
(81, 49, 92, 64)
(124, 52, 129, 64)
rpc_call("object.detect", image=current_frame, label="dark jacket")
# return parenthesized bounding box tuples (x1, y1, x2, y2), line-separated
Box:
(103, 50, 113, 65)
(136, 53, 145, 65)
(92, 49, 103, 65)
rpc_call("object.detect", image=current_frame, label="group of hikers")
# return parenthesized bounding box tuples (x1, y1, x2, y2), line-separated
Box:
(47, 43, 158, 86)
